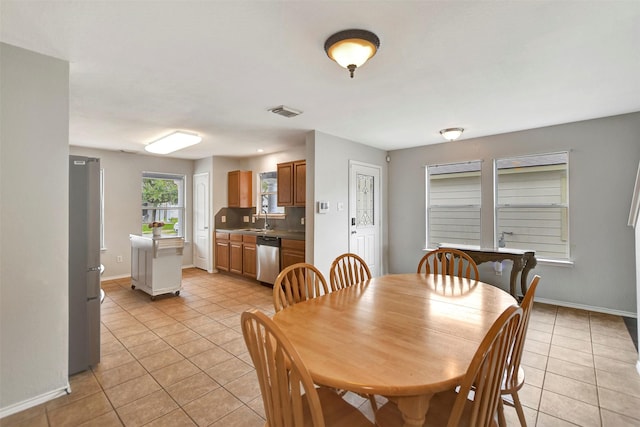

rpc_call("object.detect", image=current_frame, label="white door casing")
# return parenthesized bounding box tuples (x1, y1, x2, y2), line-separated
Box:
(349, 161, 381, 277)
(194, 173, 210, 271)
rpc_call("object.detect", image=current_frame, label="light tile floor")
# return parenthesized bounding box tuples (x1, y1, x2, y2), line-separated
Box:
(2, 268, 639, 426)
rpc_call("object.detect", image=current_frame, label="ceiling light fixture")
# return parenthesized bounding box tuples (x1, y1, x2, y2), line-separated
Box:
(144, 131, 202, 154)
(324, 29, 380, 78)
(439, 128, 465, 141)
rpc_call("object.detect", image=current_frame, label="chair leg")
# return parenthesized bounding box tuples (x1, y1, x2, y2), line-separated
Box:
(497, 399, 507, 427)
(512, 391, 527, 427)
(368, 394, 378, 412)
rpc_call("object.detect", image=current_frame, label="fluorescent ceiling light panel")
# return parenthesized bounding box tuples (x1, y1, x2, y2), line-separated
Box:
(145, 131, 202, 154)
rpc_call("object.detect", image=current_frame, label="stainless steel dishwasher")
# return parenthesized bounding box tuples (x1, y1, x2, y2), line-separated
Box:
(256, 235, 281, 285)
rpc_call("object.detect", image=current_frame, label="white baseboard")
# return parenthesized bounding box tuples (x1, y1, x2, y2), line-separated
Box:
(0, 382, 70, 419)
(535, 297, 637, 318)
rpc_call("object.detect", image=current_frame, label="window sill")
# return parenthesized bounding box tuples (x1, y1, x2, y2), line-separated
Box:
(536, 258, 574, 267)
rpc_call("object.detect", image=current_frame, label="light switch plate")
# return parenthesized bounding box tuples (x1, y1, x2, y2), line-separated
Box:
(221, 215, 226, 223)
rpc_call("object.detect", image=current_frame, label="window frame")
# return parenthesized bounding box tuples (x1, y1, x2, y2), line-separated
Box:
(425, 160, 482, 250)
(141, 172, 187, 238)
(493, 151, 570, 261)
(256, 171, 285, 218)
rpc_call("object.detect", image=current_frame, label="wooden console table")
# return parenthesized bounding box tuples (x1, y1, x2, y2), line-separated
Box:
(439, 243, 536, 299)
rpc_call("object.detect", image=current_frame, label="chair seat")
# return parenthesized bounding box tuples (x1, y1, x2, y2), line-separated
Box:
(376, 390, 498, 427)
(304, 387, 374, 427)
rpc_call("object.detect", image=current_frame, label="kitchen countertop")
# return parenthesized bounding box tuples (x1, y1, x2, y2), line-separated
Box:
(215, 228, 305, 240)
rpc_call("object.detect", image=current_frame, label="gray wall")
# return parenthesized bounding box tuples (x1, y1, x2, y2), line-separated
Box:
(69, 147, 195, 279)
(308, 131, 389, 278)
(1, 44, 70, 414)
(388, 112, 640, 315)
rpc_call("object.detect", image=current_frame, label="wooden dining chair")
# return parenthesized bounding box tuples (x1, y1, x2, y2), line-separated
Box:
(241, 310, 375, 427)
(497, 275, 541, 427)
(329, 253, 372, 291)
(417, 248, 479, 280)
(273, 262, 330, 312)
(376, 304, 523, 427)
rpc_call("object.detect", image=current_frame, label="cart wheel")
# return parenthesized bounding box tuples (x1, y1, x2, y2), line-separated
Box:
(131, 285, 136, 290)
(150, 295, 156, 301)
(175, 290, 180, 296)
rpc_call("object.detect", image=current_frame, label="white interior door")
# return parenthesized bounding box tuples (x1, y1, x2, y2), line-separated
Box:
(349, 161, 381, 277)
(194, 173, 210, 271)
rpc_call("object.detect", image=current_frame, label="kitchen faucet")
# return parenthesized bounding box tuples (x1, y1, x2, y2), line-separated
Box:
(261, 206, 270, 231)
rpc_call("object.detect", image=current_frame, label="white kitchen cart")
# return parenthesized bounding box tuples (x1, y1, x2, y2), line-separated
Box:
(129, 234, 184, 300)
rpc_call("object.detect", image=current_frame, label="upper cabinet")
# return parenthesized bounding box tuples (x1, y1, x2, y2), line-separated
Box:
(277, 160, 305, 207)
(228, 170, 253, 208)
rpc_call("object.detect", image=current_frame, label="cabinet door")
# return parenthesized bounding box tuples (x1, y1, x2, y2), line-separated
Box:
(277, 162, 294, 206)
(243, 243, 257, 279)
(294, 161, 306, 206)
(215, 241, 230, 271)
(281, 239, 305, 270)
(228, 170, 253, 208)
(215, 232, 230, 271)
(229, 241, 243, 274)
(228, 170, 240, 207)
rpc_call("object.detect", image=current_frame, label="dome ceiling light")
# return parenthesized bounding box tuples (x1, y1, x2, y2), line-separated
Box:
(324, 29, 380, 78)
(440, 128, 465, 141)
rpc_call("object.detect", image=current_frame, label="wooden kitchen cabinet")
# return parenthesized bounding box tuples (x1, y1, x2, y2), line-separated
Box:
(215, 232, 230, 271)
(228, 170, 253, 208)
(281, 238, 305, 269)
(277, 160, 305, 207)
(242, 234, 257, 279)
(229, 234, 243, 274)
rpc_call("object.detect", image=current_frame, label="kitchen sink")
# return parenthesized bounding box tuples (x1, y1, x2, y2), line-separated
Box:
(239, 228, 276, 233)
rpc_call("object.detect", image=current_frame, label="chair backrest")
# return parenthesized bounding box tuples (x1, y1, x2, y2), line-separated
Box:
(241, 309, 326, 427)
(417, 248, 479, 280)
(503, 275, 541, 390)
(329, 253, 372, 291)
(273, 262, 330, 312)
(448, 305, 523, 427)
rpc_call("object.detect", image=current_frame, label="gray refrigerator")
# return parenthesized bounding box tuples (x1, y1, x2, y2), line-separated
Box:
(69, 155, 101, 375)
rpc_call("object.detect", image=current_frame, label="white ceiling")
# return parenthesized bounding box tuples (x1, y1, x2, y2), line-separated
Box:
(2, 1, 639, 160)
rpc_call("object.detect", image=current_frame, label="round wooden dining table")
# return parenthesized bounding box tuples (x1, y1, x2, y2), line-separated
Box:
(272, 273, 517, 427)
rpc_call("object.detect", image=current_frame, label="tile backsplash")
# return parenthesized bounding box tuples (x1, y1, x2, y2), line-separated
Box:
(215, 206, 305, 232)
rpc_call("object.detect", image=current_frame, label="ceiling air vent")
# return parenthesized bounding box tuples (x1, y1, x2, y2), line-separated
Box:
(269, 105, 303, 118)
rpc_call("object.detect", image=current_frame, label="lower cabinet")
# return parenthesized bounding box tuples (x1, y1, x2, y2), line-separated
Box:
(215, 231, 258, 279)
(215, 232, 230, 271)
(216, 232, 304, 279)
(229, 234, 243, 274)
(281, 238, 305, 269)
(242, 235, 257, 279)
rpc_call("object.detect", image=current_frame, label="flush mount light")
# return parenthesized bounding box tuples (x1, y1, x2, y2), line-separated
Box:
(324, 29, 380, 78)
(144, 131, 202, 154)
(439, 128, 465, 141)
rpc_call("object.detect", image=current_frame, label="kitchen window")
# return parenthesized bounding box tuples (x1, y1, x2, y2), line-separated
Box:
(141, 172, 185, 237)
(426, 161, 482, 248)
(495, 152, 569, 260)
(259, 171, 284, 215)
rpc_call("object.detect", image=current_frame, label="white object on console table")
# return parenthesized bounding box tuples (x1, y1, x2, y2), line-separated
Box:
(129, 234, 184, 300)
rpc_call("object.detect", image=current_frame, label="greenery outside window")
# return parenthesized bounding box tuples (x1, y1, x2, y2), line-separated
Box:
(426, 161, 482, 248)
(142, 172, 185, 237)
(259, 172, 284, 215)
(495, 152, 569, 260)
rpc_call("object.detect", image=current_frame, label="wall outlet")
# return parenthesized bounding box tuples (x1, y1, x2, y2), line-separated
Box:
(221, 215, 226, 223)
(243, 216, 249, 222)
(252, 216, 256, 223)
(116, 255, 123, 263)
(301, 217, 305, 225)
